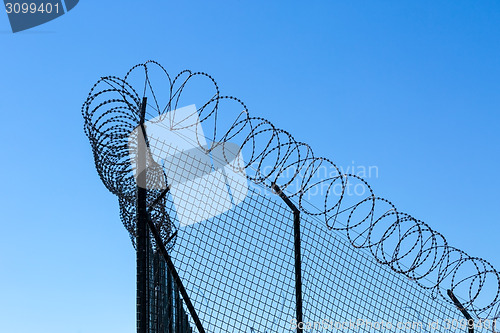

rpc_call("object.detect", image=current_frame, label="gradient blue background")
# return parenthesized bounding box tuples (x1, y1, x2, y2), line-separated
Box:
(1, 1, 499, 332)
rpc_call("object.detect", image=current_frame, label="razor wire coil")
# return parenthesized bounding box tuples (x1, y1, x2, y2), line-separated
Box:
(82, 60, 500, 320)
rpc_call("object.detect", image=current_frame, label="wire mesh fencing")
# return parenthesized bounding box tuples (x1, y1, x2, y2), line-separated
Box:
(82, 61, 500, 333)
(160, 182, 497, 333)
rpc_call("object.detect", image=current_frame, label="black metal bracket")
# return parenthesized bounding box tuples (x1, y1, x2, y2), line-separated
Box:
(447, 289, 474, 333)
(271, 182, 303, 333)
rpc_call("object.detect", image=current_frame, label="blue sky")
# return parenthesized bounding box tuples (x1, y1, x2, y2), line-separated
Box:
(1, 1, 499, 332)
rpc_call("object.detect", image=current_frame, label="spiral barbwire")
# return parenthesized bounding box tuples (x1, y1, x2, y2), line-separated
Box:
(82, 60, 500, 322)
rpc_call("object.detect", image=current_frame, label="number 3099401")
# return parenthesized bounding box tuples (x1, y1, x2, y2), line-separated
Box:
(5, 2, 61, 14)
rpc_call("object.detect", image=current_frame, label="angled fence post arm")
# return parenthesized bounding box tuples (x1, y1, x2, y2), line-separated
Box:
(137, 97, 203, 332)
(272, 182, 303, 333)
(145, 212, 206, 333)
(447, 289, 474, 333)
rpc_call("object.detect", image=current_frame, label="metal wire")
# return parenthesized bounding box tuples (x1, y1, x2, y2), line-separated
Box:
(82, 61, 500, 327)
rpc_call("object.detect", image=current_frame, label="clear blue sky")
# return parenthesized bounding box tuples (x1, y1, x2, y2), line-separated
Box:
(1, 1, 499, 332)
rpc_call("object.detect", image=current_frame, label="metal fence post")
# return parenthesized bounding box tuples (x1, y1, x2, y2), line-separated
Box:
(272, 183, 303, 333)
(137, 97, 149, 333)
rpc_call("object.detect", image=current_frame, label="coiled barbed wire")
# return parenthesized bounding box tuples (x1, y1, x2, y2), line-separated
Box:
(82, 60, 500, 321)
